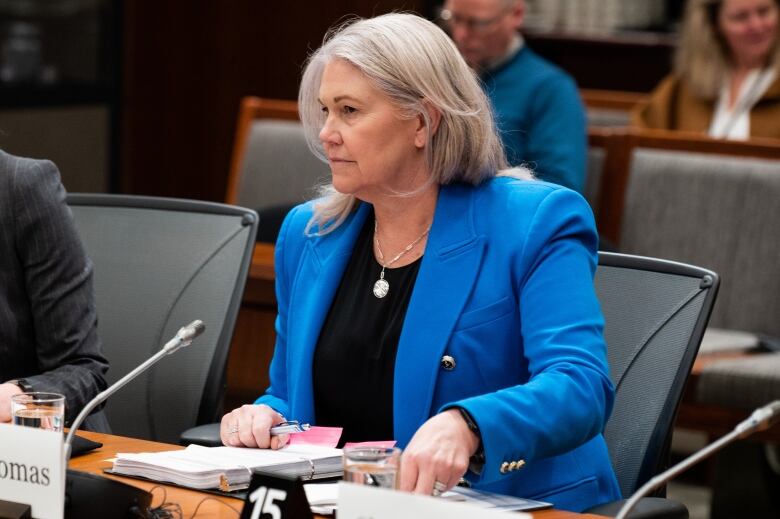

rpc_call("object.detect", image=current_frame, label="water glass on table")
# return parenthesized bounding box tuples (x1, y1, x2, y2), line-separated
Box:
(342, 446, 401, 489)
(11, 392, 65, 432)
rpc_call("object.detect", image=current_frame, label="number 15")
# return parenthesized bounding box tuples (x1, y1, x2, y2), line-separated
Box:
(248, 485, 288, 519)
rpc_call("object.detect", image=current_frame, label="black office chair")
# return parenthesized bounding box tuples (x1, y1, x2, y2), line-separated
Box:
(68, 194, 258, 443)
(586, 252, 719, 518)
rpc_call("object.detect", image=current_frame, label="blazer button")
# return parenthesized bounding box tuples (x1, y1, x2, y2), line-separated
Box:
(509, 461, 518, 471)
(516, 460, 526, 469)
(440, 355, 456, 370)
(500, 462, 510, 474)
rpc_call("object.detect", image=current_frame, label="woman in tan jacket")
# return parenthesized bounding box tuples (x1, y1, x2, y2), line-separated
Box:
(633, 0, 780, 140)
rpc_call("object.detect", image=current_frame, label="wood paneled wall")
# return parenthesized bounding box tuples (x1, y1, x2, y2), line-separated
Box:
(120, 1, 427, 201)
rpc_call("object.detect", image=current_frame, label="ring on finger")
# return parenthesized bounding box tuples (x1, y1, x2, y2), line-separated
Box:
(432, 480, 447, 497)
(229, 424, 239, 435)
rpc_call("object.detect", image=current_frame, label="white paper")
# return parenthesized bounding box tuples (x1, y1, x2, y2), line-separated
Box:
(0, 423, 64, 519)
(304, 481, 339, 505)
(338, 482, 532, 519)
(304, 482, 340, 515)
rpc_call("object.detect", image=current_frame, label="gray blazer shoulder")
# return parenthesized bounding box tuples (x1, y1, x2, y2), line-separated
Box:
(0, 150, 109, 430)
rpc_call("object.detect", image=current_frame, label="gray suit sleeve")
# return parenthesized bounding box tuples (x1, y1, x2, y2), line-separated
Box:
(13, 159, 109, 424)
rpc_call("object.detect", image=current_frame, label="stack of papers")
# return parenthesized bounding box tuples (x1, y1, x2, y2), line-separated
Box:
(300, 483, 551, 515)
(441, 486, 552, 512)
(112, 443, 343, 491)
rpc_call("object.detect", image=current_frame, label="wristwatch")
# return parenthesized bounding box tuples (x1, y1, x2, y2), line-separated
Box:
(455, 407, 485, 475)
(6, 379, 33, 392)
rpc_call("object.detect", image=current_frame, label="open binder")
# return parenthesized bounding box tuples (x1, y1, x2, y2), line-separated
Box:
(111, 444, 342, 491)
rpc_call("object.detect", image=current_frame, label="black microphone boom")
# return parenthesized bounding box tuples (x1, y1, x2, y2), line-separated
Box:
(64, 319, 205, 459)
(616, 400, 780, 519)
(63, 320, 205, 519)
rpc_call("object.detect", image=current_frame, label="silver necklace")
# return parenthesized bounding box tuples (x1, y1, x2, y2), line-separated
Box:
(372, 219, 430, 299)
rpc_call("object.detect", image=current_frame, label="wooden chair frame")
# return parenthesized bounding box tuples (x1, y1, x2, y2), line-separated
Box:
(580, 88, 646, 113)
(595, 128, 780, 245)
(225, 96, 300, 205)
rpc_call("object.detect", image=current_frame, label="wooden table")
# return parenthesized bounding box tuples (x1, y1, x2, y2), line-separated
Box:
(68, 431, 606, 518)
(248, 242, 275, 283)
(69, 431, 244, 518)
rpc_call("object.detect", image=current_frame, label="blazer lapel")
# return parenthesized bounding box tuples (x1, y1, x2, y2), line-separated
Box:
(287, 203, 370, 422)
(393, 184, 486, 446)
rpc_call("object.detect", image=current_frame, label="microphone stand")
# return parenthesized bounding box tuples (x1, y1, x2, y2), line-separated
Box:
(64, 319, 204, 461)
(615, 400, 780, 519)
(63, 320, 205, 518)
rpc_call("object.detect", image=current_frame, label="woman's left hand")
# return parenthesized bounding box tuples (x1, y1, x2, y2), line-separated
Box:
(398, 408, 480, 495)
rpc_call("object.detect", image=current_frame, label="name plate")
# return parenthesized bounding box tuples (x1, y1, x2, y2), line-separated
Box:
(338, 482, 531, 519)
(240, 470, 313, 519)
(0, 423, 64, 519)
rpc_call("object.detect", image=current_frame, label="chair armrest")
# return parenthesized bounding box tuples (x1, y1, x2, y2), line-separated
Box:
(179, 422, 222, 446)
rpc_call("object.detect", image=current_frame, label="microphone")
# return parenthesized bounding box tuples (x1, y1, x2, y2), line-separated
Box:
(615, 400, 780, 519)
(62, 320, 205, 518)
(64, 319, 205, 461)
(163, 319, 207, 354)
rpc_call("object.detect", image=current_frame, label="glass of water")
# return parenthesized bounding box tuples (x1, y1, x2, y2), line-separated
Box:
(343, 446, 401, 489)
(11, 392, 65, 433)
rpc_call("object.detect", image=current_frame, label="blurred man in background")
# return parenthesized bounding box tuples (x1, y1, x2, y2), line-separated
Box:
(441, 0, 587, 193)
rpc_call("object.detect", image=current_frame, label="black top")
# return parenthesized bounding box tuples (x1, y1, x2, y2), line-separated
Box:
(313, 213, 422, 444)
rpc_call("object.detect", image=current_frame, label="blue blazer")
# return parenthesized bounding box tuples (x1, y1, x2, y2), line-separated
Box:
(257, 177, 621, 511)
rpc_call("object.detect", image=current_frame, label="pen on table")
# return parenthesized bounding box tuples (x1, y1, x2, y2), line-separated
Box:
(270, 420, 310, 436)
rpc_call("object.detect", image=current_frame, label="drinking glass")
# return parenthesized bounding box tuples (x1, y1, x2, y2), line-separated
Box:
(11, 392, 65, 432)
(342, 446, 401, 489)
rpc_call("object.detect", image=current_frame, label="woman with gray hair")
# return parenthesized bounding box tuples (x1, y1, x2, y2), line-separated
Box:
(633, 0, 780, 139)
(221, 12, 619, 511)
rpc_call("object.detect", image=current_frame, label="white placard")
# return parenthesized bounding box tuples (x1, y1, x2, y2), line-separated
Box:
(0, 423, 64, 519)
(338, 482, 531, 519)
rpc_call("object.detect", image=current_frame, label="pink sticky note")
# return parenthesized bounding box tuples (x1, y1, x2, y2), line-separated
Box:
(343, 440, 397, 449)
(286, 426, 343, 448)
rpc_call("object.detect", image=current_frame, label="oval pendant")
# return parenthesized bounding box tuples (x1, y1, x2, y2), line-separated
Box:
(373, 278, 389, 298)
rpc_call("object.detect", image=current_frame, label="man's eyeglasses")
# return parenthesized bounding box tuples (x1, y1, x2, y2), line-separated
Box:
(438, 8, 510, 32)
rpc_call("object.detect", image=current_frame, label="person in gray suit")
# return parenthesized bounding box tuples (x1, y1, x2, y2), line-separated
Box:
(0, 150, 110, 431)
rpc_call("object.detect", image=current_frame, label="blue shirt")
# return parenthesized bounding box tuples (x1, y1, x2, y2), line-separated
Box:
(482, 46, 587, 193)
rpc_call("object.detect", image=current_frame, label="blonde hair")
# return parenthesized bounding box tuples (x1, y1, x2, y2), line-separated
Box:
(676, 0, 780, 100)
(298, 13, 530, 235)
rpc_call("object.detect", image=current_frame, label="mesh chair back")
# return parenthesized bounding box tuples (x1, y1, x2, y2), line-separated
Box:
(67, 195, 258, 443)
(235, 119, 329, 210)
(596, 252, 719, 497)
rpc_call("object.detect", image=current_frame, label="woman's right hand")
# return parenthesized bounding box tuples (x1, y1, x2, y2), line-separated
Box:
(220, 404, 289, 449)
